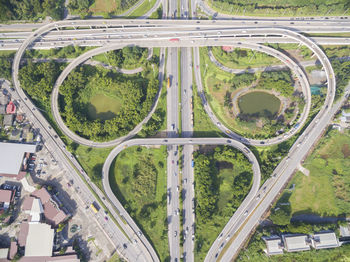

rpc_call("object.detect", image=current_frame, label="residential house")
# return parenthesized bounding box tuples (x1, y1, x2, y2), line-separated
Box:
(3, 114, 14, 127)
(0, 189, 13, 209)
(31, 188, 67, 227)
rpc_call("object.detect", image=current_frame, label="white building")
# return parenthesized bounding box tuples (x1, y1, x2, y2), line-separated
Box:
(263, 236, 284, 255)
(312, 232, 339, 249)
(282, 234, 311, 252)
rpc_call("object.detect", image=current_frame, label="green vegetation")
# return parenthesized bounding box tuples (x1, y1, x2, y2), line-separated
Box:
(68, 0, 138, 18)
(238, 91, 281, 118)
(25, 45, 96, 59)
(331, 60, 350, 100)
(59, 60, 159, 141)
(138, 81, 166, 138)
(0, 0, 64, 21)
(94, 46, 149, 70)
(288, 129, 350, 217)
(237, 129, 350, 261)
(110, 146, 169, 261)
(127, 0, 157, 17)
(194, 146, 253, 262)
(200, 47, 300, 139)
(211, 46, 279, 69)
(193, 84, 223, 137)
(0, 52, 14, 79)
(19, 61, 63, 106)
(208, 0, 350, 17)
(149, 4, 163, 19)
(74, 146, 113, 189)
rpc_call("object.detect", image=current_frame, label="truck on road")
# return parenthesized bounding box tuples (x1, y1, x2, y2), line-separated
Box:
(167, 76, 171, 88)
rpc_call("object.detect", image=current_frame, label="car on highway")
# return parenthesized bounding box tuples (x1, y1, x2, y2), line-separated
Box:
(174, 231, 177, 237)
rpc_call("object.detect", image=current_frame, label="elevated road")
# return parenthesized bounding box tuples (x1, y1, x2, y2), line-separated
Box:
(19, 28, 332, 149)
(49, 44, 165, 148)
(10, 17, 344, 262)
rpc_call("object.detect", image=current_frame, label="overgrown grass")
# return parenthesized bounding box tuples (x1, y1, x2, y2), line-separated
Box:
(25, 46, 96, 59)
(192, 83, 223, 137)
(288, 129, 350, 217)
(194, 146, 253, 262)
(109, 145, 170, 262)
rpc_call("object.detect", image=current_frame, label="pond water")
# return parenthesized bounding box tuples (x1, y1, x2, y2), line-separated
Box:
(87, 93, 122, 121)
(238, 91, 281, 118)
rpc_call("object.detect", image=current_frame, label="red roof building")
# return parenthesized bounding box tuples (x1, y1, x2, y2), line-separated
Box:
(222, 46, 234, 52)
(31, 188, 67, 227)
(6, 101, 16, 114)
(0, 189, 13, 209)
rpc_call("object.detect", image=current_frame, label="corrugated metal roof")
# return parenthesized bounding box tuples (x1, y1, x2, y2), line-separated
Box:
(0, 142, 36, 175)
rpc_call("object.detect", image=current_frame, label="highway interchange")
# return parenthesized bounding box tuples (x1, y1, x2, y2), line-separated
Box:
(1, 1, 350, 261)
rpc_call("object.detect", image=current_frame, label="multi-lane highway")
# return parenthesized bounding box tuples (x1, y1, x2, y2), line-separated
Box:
(166, 1, 181, 260)
(180, 0, 196, 260)
(4, 9, 350, 262)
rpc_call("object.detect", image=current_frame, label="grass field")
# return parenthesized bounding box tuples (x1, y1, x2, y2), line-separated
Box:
(74, 146, 113, 189)
(211, 46, 279, 69)
(109, 146, 169, 261)
(87, 93, 122, 121)
(89, 0, 138, 16)
(288, 129, 350, 217)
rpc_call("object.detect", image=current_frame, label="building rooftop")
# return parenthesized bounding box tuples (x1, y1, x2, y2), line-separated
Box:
(0, 248, 8, 259)
(31, 188, 67, 226)
(18, 222, 29, 247)
(312, 232, 339, 249)
(25, 222, 54, 257)
(31, 188, 51, 205)
(19, 254, 80, 262)
(0, 105, 5, 114)
(6, 101, 16, 114)
(283, 234, 310, 252)
(263, 236, 284, 255)
(0, 189, 12, 203)
(3, 114, 14, 127)
(0, 142, 36, 175)
(43, 201, 67, 226)
(9, 241, 18, 260)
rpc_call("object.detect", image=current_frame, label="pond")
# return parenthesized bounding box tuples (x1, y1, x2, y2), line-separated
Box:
(87, 93, 122, 121)
(238, 91, 281, 119)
